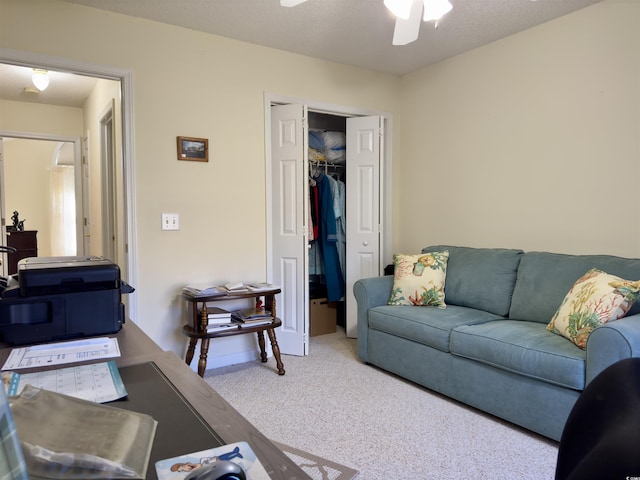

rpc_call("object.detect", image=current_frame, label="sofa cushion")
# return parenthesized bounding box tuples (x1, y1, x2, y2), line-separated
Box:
(450, 320, 586, 390)
(368, 304, 503, 353)
(546, 268, 640, 349)
(509, 252, 640, 324)
(388, 251, 448, 307)
(421, 245, 523, 316)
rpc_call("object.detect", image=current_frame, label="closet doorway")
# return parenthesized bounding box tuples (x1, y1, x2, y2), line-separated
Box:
(265, 94, 393, 356)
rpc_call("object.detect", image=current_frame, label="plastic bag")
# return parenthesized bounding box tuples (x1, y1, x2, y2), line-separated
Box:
(9, 385, 156, 479)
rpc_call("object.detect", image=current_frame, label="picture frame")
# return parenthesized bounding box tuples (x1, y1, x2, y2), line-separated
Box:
(177, 136, 208, 162)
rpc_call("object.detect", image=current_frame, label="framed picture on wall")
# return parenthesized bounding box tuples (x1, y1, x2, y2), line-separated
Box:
(177, 136, 208, 162)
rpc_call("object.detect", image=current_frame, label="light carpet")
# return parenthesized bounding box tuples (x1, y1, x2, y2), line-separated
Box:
(204, 328, 559, 479)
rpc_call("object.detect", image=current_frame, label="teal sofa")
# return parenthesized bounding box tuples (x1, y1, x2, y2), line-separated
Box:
(354, 245, 640, 441)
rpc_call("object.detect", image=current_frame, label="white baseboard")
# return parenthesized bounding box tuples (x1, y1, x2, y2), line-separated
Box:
(187, 346, 273, 374)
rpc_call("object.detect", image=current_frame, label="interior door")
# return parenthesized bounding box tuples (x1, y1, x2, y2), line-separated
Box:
(269, 104, 309, 356)
(345, 116, 383, 338)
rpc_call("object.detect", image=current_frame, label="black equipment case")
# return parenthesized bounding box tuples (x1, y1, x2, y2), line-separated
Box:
(0, 256, 134, 345)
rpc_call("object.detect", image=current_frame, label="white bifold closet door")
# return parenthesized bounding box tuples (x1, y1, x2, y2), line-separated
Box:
(345, 115, 382, 338)
(270, 104, 310, 356)
(269, 104, 382, 355)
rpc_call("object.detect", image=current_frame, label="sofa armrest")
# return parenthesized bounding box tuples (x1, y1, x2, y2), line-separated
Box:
(586, 313, 640, 384)
(353, 276, 393, 362)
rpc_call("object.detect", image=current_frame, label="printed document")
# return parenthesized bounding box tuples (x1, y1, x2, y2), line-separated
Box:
(1, 337, 120, 371)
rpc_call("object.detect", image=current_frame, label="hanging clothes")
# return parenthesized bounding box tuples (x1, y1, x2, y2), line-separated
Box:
(317, 174, 345, 302)
(308, 182, 323, 277)
(325, 173, 346, 286)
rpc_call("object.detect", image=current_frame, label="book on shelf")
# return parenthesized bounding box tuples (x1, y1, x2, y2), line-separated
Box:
(232, 317, 273, 328)
(232, 306, 272, 320)
(231, 307, 273, 327)
(198, 307, 232, 320)
(205, 323, 239, 333)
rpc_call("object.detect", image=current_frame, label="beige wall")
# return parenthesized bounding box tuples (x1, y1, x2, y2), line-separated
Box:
(0, 99, 83, 136)
(2, 0, 638, 367)
(399, 0, 640, 258)
(3, 139, 56, 257)
(0, 0, 400, 363)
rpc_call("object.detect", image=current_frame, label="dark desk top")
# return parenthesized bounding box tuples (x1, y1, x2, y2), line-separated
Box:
(0, 321, 310, 480)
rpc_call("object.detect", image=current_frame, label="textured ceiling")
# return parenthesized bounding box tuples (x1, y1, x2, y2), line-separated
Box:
(63, 0, 602, 76)
(1, 0, 602, 108)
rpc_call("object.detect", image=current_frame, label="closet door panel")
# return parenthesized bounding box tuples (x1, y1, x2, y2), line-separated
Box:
(279, 159, 298, 235)
(269, 104, 309, 356)
(356, 164, 375, 233)
(346, 116, 382, 338)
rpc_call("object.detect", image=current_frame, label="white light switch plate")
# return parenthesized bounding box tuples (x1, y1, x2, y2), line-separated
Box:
(162, 213, 179, 231)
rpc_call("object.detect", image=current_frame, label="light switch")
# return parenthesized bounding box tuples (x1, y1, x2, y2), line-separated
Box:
(162, 213, 179, 231)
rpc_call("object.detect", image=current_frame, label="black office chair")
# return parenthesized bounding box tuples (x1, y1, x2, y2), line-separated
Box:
(555, 357, 640, 480)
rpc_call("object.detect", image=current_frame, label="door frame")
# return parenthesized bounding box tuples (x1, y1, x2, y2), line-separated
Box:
(264, 92, 394, 342)
(99, 101, 117, 262)
(0, 48, 138, 322)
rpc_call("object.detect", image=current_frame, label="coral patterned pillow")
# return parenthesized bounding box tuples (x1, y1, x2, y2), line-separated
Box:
(388, 251, 449, 307)
(546, 268, 640, 349)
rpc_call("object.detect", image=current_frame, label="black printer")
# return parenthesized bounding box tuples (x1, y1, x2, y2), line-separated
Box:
(0, 256, 134, 345)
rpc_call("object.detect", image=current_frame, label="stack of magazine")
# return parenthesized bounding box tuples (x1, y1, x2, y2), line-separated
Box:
(183, 282, 279, 298)
(182, 284, 226, 298)
(231, 307, 274, 327)
(245, 282, 279, 292)
(195, 305, 276, 333)
(199, 307, 238, 333)
(222, 282, 279, 293)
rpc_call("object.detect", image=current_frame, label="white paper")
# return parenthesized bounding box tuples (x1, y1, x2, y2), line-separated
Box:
(1, 337, 121, 371)
(4, 360, 128, 404)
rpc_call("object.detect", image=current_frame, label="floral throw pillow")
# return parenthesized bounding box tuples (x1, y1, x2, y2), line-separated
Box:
(388, 251, 449, 307)
(546, 268, 640, 349)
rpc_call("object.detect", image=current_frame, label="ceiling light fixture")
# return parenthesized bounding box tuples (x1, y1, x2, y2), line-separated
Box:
(385, 0, 453, 45)
(385, 0, 453, 22)
(280, 0, 307, 6)
(32, 69, 49, 92)
(384, 0, 453, 45)
(281, 0, 453, 46)
(422, 0, 453, 22)
(383, 0, 414, 19)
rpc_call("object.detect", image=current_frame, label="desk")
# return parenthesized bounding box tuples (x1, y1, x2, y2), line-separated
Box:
(0, 321, 310, 480)
(182, 288, 285, 377)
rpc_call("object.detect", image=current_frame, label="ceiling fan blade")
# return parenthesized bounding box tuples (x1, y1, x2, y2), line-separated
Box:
(392, 0, 423, 45)
(280, 0, 308, 6)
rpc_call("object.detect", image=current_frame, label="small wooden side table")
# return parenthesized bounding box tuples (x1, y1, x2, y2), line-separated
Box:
(182, 287, 285, 377)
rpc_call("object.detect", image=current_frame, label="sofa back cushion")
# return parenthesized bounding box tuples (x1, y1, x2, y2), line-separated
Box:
(421, 245, 523, 316)
(509, 251, 640, 324)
